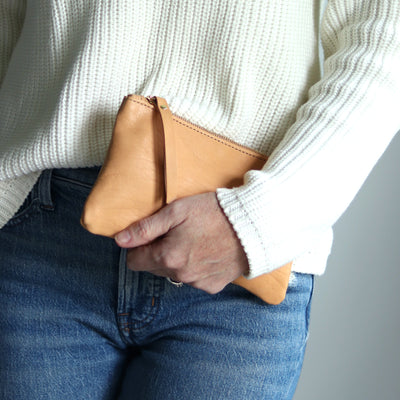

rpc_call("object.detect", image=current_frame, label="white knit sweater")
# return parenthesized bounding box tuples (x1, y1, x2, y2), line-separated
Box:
(1, 1, 399, 277)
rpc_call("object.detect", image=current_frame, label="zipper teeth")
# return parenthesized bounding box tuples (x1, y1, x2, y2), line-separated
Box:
(145, 96, 267, 159)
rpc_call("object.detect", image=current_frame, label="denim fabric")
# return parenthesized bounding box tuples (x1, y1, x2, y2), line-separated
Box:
(0, 167, 314, 400)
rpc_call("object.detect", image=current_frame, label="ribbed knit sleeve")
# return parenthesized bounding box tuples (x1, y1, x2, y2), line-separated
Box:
(217, 1, 400, 278)
(0, 0, 26, 86)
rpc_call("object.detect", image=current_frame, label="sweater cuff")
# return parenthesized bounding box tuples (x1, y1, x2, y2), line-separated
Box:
(217, 185, 277, 279)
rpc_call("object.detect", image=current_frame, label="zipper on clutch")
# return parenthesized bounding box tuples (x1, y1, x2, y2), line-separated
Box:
(146, 96, 157, 105)
(145, 96, 267, 159)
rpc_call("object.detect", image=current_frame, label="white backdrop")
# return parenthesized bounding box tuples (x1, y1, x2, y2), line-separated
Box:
(295, 132, 400, 399)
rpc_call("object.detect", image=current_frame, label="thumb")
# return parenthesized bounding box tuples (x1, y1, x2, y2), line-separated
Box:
(115, 204, 180, 248)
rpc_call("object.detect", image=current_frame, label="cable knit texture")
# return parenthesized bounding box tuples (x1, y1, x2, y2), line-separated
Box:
(1, 1, 400, 277)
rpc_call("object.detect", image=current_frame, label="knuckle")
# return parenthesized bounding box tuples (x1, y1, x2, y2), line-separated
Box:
(166, 248, 187, 270)
(160, 253, 174, 270)
(175, 268, 192, 283)
(135, 218, 153, 241)
(159, 250, 178, 270)
(166, 200, 185, 221)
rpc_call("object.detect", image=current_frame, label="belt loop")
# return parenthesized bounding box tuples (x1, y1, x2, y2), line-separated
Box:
(38, 169, 54, 210)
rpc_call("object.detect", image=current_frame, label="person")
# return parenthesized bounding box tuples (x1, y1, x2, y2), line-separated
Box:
(1, 1, 399, 399)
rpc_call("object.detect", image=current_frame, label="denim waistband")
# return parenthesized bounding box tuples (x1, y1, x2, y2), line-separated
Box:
(51, 166, 102, 188)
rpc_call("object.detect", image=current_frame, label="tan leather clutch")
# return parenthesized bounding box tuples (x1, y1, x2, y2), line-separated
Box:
(81, 95, 291, 304)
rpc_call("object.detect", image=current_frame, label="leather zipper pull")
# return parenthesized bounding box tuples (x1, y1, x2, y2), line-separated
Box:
(153, 97, 178, 205)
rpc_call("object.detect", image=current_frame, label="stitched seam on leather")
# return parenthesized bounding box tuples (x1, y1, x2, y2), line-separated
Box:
(173, 118, 266, 161)
(126, 97, 267, 162)
(127, 96, 154, 110)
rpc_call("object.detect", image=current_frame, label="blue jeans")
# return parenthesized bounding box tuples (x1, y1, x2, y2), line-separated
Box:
(0, 167, 314, 400)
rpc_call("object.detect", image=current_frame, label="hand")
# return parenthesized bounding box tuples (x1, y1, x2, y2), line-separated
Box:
(115, 192, 249, 294)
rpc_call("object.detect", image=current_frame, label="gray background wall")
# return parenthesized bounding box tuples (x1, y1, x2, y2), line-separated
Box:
(294, 131, 400, 399)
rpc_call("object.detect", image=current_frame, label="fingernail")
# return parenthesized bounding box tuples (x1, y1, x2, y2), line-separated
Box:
(115, 230, 131, 244)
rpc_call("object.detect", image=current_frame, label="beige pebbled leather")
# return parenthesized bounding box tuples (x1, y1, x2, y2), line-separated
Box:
(81, 95, 291, 304)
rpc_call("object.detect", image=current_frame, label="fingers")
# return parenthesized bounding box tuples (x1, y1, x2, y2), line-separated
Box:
(188, 270, 231, 294)
(127, 239, 230, 294)
(114, 192, 249, 295)
(125, 235, 184, 277)
(115, 203, 183, 248)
